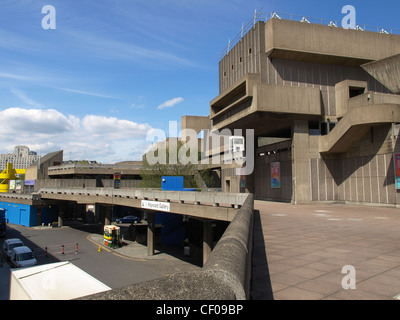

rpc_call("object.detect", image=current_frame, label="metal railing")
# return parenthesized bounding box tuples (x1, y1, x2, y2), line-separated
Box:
(269, 11, 400, 35)
(48, 163, 142, 171)
(218, 8, 266, 60)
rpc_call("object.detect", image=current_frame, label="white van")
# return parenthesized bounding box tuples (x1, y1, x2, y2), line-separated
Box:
(3, 238, 24, 259)
(10, 246, 37, 268)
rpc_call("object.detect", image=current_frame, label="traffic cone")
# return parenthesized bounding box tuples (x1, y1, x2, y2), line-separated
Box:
(98, 246, 102, 252)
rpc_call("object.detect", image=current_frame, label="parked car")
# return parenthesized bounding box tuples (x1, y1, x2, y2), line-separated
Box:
(3, 238, 24, 259)
(10, 246, 37, 268)
(116, 215, 141, 224)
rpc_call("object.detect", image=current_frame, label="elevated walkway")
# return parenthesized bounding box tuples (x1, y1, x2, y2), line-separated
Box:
(319, 103, 400, 154)
(38, 187, 247, 222)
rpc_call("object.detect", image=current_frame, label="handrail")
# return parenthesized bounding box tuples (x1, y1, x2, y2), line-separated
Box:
(48, 164, 142, 171)
(269, 11, 400, 35)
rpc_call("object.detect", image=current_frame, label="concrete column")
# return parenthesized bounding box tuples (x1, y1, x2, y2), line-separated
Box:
(203, 220, 213, 265)
(103, 205, 112, 226)
(147, 211, 155, 256)
(58, 204, 66, 227)
(36, 207, 42, 226)
(291, 120, 311, 204)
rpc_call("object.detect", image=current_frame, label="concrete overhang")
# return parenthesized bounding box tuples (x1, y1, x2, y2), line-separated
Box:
(362, 53, 400, 94)
(39, 188, 246, 222)
(319, 103, 400, 154)
(0, 193, 44, 206)
(265, 18, 400, 66)
(210, 73, 321, 134)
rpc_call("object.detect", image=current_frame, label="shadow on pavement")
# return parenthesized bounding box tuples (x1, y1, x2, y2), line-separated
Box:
(251, 209, 274, 300)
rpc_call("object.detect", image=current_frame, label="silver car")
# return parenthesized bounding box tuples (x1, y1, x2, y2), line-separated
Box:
(3, 238, 24, 259)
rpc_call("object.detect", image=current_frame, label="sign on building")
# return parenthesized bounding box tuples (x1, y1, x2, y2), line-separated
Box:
(394, 154, 400, 189)
(141, 200, 170, 212)
(271, 162, 281, 189)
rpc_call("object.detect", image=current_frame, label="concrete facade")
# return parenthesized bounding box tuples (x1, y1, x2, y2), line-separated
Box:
(205, 17, 400, 205)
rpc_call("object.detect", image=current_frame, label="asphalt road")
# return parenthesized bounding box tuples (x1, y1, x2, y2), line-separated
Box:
(0, 223, 176, 298)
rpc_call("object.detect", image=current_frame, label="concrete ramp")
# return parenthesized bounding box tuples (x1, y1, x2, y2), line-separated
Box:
(362, 54, 400, 94)
(320, 104, 400, 154)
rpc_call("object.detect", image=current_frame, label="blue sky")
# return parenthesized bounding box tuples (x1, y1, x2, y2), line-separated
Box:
(0, 0, 399, 163)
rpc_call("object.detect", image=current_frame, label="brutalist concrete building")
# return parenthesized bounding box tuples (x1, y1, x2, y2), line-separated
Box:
(203, 16, 400, 205)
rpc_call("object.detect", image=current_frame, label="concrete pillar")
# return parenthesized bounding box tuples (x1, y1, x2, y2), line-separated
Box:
(36, 207, 42, 226)
(103, 205, 112, 226)
(203, 220, 213, 265)
(147, 211, 155, 256)
(77, 204, 86, 222)
(58, 204, 66, 227)
(291, 120, 311, 204)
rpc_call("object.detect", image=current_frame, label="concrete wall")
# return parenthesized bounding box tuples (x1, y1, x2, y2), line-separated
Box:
(254, 150, 292, 202)
(268, 58, 390, 118)
(310, 153, 397, 204)
(181, 115, 210, 134)
(219, 21, 265, 93)
(311, 124, 400, 205)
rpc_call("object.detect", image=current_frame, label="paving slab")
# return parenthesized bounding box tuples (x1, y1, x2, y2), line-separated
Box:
(251, 200, 400, 300)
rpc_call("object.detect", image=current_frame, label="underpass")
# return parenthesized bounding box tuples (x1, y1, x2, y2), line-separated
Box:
(0, 188, 248, 265)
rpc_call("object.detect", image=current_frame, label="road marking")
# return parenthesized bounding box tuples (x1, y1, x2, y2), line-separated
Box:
(327, 218, 342, 221)
(314, 210, 332, 213)
(111, 251, 147, 262)
(347, 218, 363, 221)
(393, 293, 400, 300)
(272, 213, 287, 217)
(313, 213, 330, 217)
(374, 217, 389, 220)
(86, 235, 112, 252)
(86, 234, 147, 261)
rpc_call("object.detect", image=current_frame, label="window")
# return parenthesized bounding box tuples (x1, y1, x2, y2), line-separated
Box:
(248, 48, 252, 55)
(239, 57, 243, 63)
(349, 86, 365, 98)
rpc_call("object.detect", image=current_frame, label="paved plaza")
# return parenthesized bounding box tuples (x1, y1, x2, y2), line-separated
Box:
(251, 200, 400, 300)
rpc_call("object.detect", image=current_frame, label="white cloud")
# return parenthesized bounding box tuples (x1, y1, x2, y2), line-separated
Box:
(82, 115, 151, 139)
(0, 107, 153, 163)
(157, 97, 184, 110)
(0, 108, 79, 135)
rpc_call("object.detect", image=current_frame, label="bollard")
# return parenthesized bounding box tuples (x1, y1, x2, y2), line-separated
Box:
(98, 246, 102, 252)
(75, 243, 78, 254)
(45, 247, 48, 256)
(62, 245, 65, 255)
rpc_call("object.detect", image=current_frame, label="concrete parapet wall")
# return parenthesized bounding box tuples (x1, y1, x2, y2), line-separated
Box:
(79, 193, 254, 300)
(35, 179, 141, 190)
(39, 187, 248, 208)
